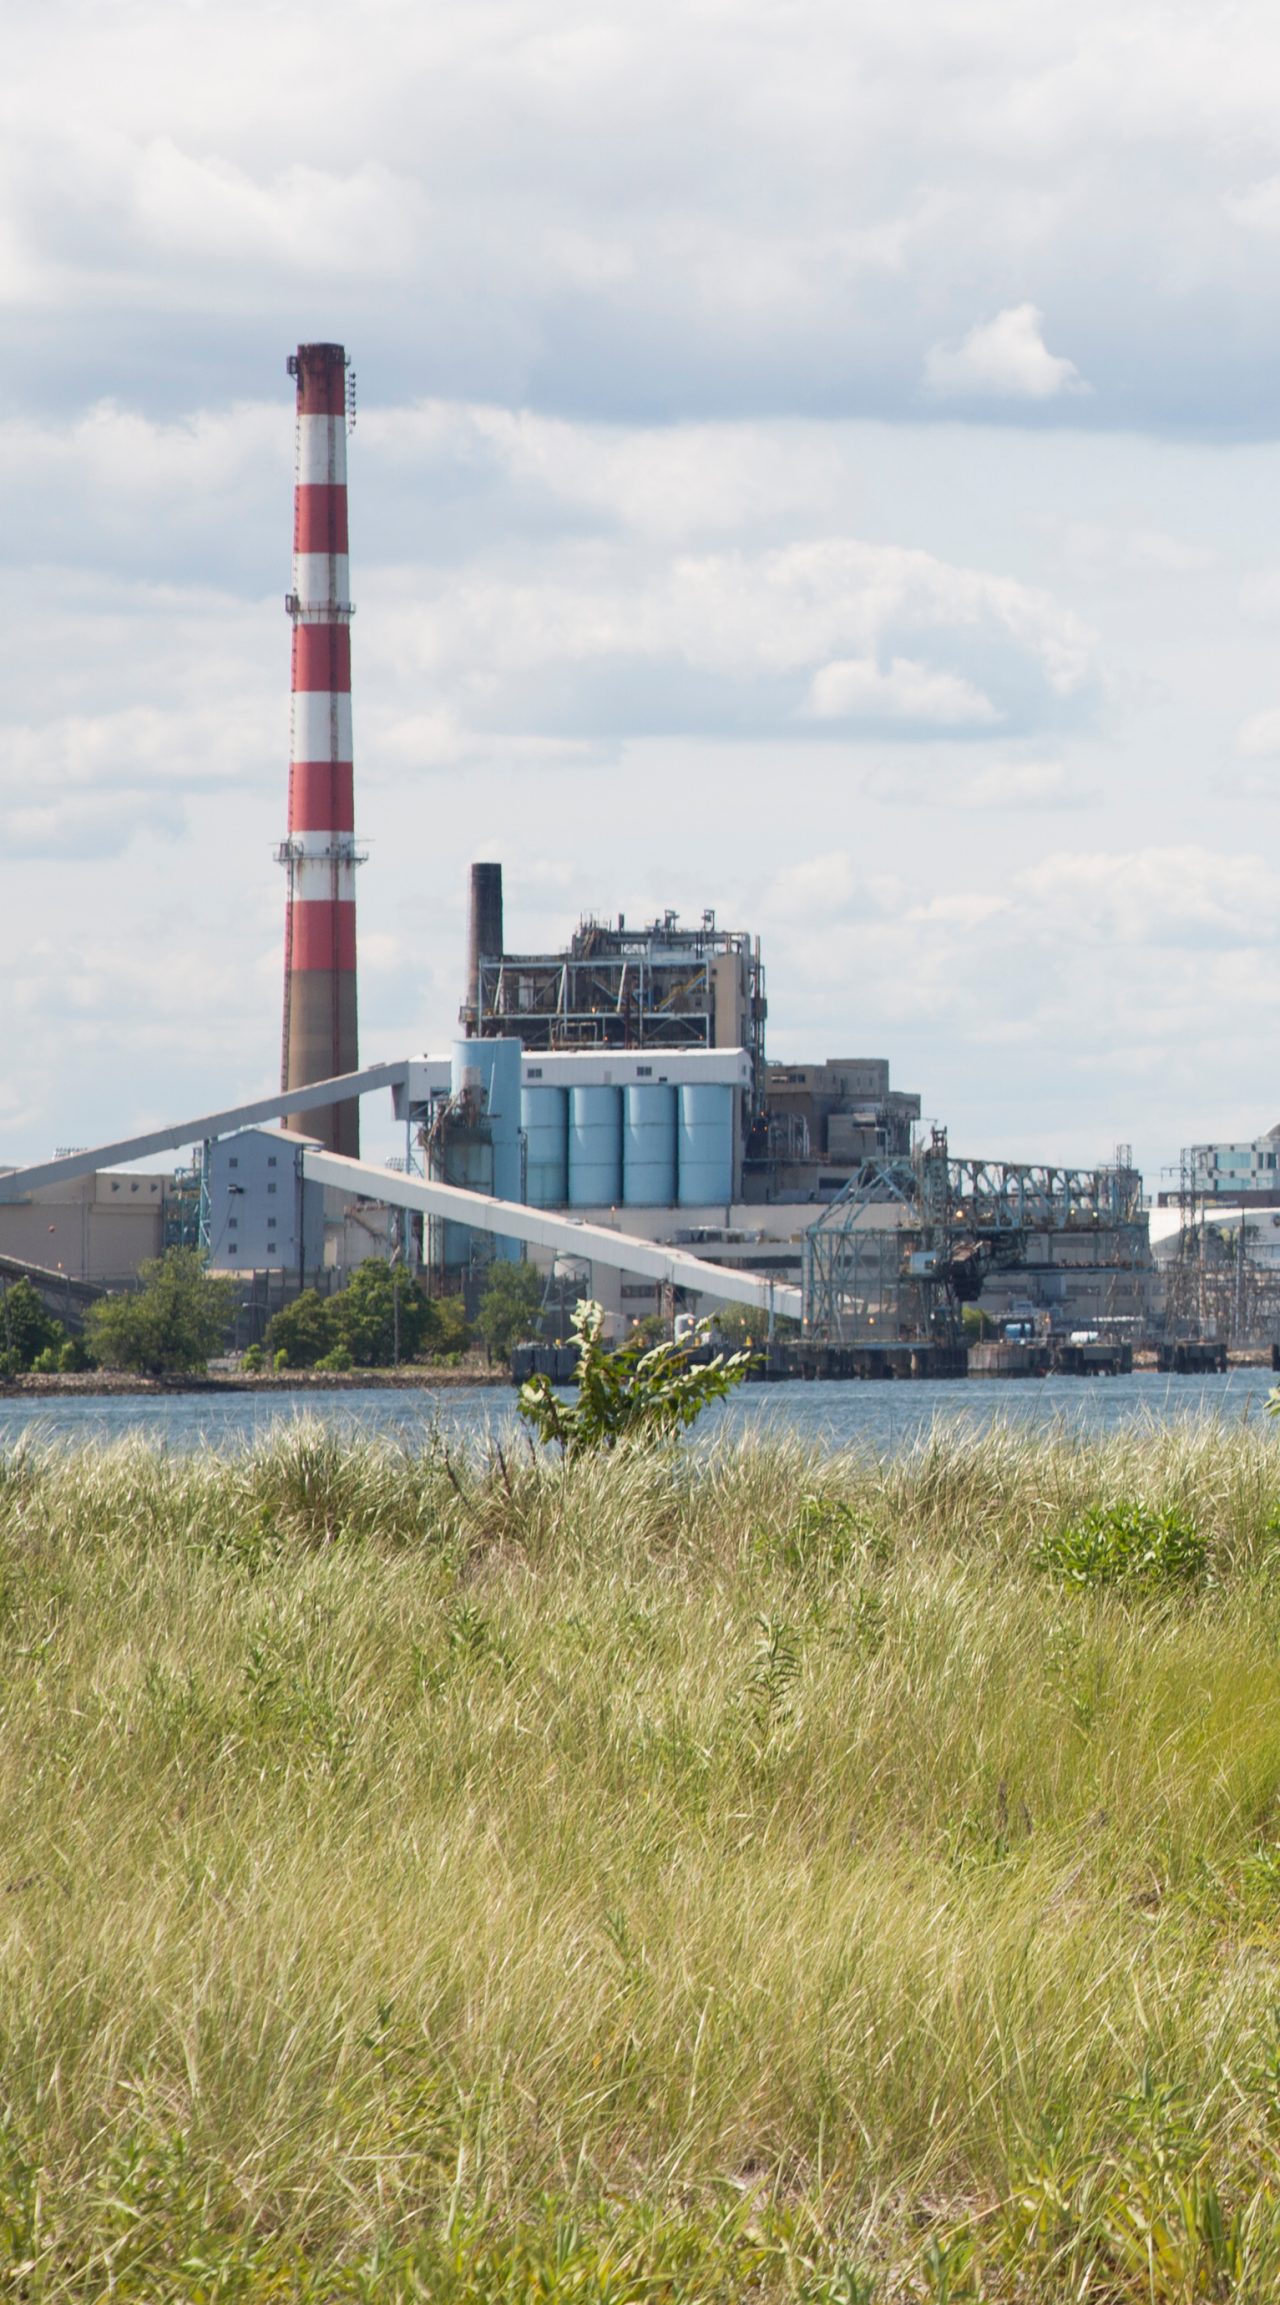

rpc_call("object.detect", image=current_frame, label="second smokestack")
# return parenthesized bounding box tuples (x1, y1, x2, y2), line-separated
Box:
(463, 861, 504, 1032)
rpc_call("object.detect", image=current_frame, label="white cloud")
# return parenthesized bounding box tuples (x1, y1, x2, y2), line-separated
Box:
(1066, 523, 1211, 576)
(922, 304, 1090, 403)
(0, 1, 1277, 433)
(954, 760, 1093, 809)
(1224, 175, 1280, 234)
(1236, 707, 1280, 759)
(758, 843, 1280, 1170)
(1238, 567, 1280, 623)
(804, 655, 999, 727)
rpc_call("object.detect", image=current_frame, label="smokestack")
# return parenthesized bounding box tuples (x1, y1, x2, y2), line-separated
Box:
(279, 342, 362, 1157)
(463, 860, 504, 1031)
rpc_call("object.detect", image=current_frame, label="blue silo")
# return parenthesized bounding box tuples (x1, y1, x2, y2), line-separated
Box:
(568, 1085, 623, 1207)
(622, 1083, 678, 1206)
(677, 1084, 734, 1207)
(450, 1037, 523, 1259)
(522, 1084, 569, 1207)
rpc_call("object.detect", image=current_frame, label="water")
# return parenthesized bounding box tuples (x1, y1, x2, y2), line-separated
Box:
(0, 1369, 1273, 1457)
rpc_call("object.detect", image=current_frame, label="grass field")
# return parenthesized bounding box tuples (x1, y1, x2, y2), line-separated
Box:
(6, 1414, 1280, 2296)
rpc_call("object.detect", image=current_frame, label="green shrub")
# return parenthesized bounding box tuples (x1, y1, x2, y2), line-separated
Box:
(519, 1298, 752, 1455)
(264, 1288, 331, 1370)
(474, 1260, 544, 1363)
(84, 1249, 234, 1376)
(266, 1269, 442, 1369)
(327, 1259, 436, 1366)
(241, 1343, 264, 1374)
(0, 1277, 68, 1372)
(430, 1292, 471, 1358)
(1038, 1500, 1207, 1589)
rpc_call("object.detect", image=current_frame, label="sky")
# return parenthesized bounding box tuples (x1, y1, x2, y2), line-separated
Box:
(6, 0, 1280, 1183)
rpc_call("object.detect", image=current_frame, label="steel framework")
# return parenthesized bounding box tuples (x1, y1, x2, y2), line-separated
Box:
(475, 911, 767, 1109)
(803, 1130, 1148, 1347)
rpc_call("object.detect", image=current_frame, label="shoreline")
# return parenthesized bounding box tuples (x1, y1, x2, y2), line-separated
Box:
(0, 1364, 513, 1399)
(0, 1350, 1274, 1400)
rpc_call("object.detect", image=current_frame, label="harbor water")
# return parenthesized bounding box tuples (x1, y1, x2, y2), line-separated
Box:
(0, 1369, 1274, 1457)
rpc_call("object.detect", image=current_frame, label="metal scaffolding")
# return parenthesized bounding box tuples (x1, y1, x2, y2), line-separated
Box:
(475, 910, 767, 1111)
(802, 1130, 1148, 1348)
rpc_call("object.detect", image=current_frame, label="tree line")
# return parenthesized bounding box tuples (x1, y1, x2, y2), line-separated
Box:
(0, 1251, 548, 1378)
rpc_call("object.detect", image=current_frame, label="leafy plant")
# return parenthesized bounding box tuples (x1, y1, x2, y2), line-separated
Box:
(518, 1297, 752, 1455)
(265, 1266, 450, 1369)
(0, 1276, 71, 1373)
(326, 1259, 436, 1366)
(264, 1287, 332, 1369)
(474, 1260, 544, 1363)
(1037, 1500, 1207, 1589)
(745, 1613, 802, 1739)
(84, 1249, 235, 1376)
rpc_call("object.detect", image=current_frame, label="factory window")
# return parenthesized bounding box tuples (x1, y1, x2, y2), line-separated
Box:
(227, 1245, 237, 1256)
(229, 1158, 238, 1170)
(636, 1065, 652, 1077)
(527, 1067, 543, 1079)
(228, 1218, 237, 1231)
(267, 1183, 277, 1195)
(111, 1182, 119, 1193)
(267, 1156, 277, 1168)
(130, 1182, 138, 1193)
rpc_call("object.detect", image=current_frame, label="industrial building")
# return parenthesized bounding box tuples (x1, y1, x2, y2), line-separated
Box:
(464, 875, 766, 1104)
(0, 1167, 169, 1290)
(752, 1058, 920, 1201)
(396, 863, 928, 1319)
(204, 1129, 326, 1276)
(1179, 1128, 1280, 1205)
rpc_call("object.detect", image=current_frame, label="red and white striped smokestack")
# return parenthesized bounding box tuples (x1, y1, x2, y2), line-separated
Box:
(278, 341, 362, 1158)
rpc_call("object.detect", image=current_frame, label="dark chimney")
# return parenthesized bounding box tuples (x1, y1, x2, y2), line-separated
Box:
(463, 861, 504, 1030)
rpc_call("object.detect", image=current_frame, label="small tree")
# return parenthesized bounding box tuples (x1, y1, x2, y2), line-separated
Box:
(518, 1299, 752, 1456)
(709, 1302, 760, 1352)
(85, 1250, 234, 1377)
(264, 1289, 332, 1370)
(474, 1260, 543, 1364)
(0, 1277, 69, 1374)
(430, 1294, 471, 1359)
(327, 1260, 435, 1367)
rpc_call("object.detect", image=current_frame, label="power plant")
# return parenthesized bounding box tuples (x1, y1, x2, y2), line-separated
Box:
(1, 339, 1272, 1373)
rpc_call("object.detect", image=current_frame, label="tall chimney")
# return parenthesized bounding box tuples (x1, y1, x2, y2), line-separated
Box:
(279, 342, 362, 1156)
(463, 860, 504, 1031)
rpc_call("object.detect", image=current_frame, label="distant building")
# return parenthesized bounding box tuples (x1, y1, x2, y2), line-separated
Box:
(1162, 1127, 1280, 1205)
(746, 1058, 921, 1202)
(0, 1167, 168, 1287)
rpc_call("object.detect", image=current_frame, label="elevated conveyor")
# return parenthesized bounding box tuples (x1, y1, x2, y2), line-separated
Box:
(0, 1065, 410, 1204)
(0, 1066, 799, 1322)
(300, 1150, 802, 1321)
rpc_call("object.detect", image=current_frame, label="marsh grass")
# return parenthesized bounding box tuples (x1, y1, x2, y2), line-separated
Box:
(7, 1416, 1280, 2294)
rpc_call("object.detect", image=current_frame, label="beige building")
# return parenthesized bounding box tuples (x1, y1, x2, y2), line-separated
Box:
(0, 1169, 168, 1288)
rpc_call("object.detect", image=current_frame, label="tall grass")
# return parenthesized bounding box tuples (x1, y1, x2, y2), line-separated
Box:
(5, 1416, 1280, 2294)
